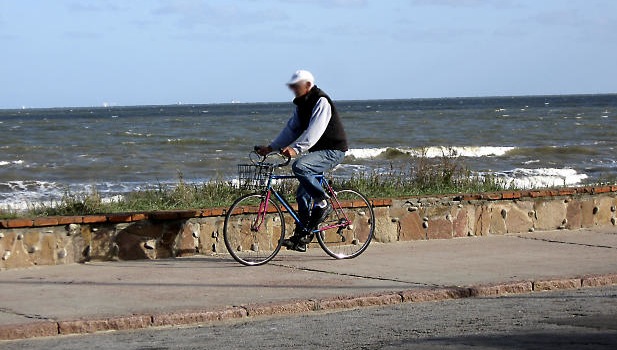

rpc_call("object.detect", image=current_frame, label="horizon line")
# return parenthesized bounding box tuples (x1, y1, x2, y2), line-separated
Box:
(2, 92, 616, 112)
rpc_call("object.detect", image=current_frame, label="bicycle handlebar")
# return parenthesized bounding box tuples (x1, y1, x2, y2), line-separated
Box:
(251, 146, 291, 168)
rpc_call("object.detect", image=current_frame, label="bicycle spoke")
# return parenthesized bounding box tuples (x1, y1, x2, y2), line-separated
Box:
(223, 194, 285, 266)
(317, 189, 374, 259)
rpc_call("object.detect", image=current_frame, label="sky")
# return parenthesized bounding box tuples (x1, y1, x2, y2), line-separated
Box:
(0, 0, 616, 109)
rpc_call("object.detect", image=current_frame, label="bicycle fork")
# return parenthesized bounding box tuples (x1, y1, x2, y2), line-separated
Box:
(250, 191, 271, 232)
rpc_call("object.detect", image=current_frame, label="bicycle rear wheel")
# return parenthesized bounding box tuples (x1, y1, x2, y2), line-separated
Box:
(317, 189, 375, 259)
(223, 193, 285, 266)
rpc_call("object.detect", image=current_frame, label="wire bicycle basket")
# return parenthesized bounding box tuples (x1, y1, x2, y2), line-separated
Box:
(237, 163, 274, 190)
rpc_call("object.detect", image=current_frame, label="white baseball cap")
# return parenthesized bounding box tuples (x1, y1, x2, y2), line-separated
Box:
(287, 70, 315, 86)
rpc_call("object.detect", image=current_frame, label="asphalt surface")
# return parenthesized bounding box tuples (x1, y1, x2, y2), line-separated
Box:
(3, 285, 617, 350)
(1, 227, 616, 342)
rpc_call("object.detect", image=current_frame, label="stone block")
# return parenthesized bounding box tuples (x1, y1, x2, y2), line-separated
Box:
(5, 219, 33, 228)
(534, 278, 581, 291)
(391, 208, 425, 241)
(0, 321, 59, 340)
(581, 273, 617, 287)
(176, 221, 198, 256)
(505, 201, 534, 233)
(198, 218, 223, 254)
(426, 217, 452, 239)
(373, 207, 398, 243)
(581, 199, 595, 228)
(488, 204, 507, 235)
(469, 281, 533, 296)
(244, 300, 317, 317)
(114, 230, 148, 260)
(594, 196, 614, 226)
(474, 205, 490, 236)
(33, 217, 59, 227)
(534, 200, 567, 230)
(58, 315, 151, 335)
(3, 236, 33, 269)
(151, 308, 246, 326)
(566, 200, 582, 229)
(400, 287, 470, 302)
(36, 233, 58, 266)
(317, 293, 402, 310)
(452, 208, 469, 238)
(88, 225, 116, 260)
(156, 221, 183, 259)
(22, 230, 40, 248)
(82, 215, 107, 224)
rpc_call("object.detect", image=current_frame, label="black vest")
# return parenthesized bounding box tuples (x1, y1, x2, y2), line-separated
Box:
(293, 86, 348, 153)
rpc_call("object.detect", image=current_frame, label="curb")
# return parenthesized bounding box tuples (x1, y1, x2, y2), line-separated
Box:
(1, 273, 616, 341)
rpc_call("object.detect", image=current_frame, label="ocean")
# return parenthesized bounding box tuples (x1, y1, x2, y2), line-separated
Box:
(1, 94, 616, 210)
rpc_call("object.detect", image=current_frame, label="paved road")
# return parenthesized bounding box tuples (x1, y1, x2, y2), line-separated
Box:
(2, 228, 617, 329)
(4, 285, 617, 349)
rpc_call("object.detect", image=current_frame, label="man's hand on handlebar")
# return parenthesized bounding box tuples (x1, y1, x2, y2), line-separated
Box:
(255, 145, 273, 157)
(255, 145, 297, 158)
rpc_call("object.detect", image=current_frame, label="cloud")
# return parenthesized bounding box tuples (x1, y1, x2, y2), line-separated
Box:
(281, 0, 367, 8)
(153, 0, 288, 28)
(68, 1, 125, 13)
(411, 0, 521, 9)
(63, 30, 104, 40)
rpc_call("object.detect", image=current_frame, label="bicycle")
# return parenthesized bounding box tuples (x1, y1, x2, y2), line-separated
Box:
(223, 150, 375, 266)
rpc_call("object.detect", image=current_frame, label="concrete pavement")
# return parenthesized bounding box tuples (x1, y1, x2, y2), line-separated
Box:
(1, 227, 617, 340)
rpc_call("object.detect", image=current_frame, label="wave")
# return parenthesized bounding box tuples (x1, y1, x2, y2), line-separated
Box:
(346, 146, 516, 159)
(0, 160, 24, 166)
(166, 138, 215, 145)
(493, 168, 588, 189)
(508, 145, 600, 157)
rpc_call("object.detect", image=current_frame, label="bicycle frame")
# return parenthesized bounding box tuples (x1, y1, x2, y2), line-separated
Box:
(250, 173, 352, 234)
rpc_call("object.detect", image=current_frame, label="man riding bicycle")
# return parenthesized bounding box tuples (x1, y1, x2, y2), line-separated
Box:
(256, 70, 348, 252)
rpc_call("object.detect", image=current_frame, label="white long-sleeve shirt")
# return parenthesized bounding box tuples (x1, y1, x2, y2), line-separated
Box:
(270, 97, 332, 154)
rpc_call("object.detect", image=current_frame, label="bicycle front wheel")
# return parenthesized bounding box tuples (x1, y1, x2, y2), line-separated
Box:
(223, 193, 285, 266)
(317, 189, 375, 259)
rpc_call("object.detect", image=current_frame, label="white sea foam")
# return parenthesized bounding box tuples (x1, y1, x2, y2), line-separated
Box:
(346, 146, 515, 159)
(494, 168, 588, 189)
(0, 160, 24, 166)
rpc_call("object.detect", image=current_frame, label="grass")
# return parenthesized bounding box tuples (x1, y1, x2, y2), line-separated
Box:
(0, 151, 514, 220)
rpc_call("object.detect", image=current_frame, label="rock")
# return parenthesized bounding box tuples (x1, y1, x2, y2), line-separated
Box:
(422, 221, 429, 229)
(422, 217, 429, 222)
(192, 230, 200, 238)
(16, 234, 23, 240)
(593, 206, 599, 215)
(0, 232, 4, 239)
(27, 246, 37, 254)
(57, 248, 67, 259)
(611, 206, 616, 212)
(67, 223, 80, 236)
(612, 217, 616, 226)
(500, 209, 507, 219)
(529, 227, 535, 232)
(2, 251, 11, 260)
(407, 206, 419, 212)
(144, 240, 156, 250)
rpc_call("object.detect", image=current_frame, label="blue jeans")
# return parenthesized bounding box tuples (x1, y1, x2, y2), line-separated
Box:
(292, 149, 346, 226)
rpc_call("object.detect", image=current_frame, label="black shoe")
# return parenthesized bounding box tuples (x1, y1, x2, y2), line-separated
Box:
(282, 235, 307, 252)
(308, 203, 333, 231)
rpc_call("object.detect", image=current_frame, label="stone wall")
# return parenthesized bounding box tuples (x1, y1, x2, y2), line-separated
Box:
(1, 187, 616, 270)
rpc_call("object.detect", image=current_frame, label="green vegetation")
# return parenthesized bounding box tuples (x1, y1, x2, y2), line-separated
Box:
(0, 152, 513, 219)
